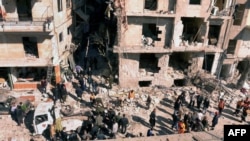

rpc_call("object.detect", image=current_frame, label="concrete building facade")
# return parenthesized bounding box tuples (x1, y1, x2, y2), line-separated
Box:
(0, 0, 75, 89)
(113, 0, 250, 88)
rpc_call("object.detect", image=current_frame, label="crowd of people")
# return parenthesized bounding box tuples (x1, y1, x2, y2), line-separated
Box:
(32, 66, 250, 141)
(171, 88, 250, 134)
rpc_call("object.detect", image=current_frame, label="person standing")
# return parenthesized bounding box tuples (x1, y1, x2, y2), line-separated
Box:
(202, 116, 209, 131)
(241, 106, 249, 122)
(95, 113, 104, 128)
(60, 83, 68, 103)
(234, 99, 244, 116)
(75, 86, 83, 101)
(41, 77, 47, 94)
(174, 99, 182, 114)
(171, 112, 180, 130)
(128, 90, 135, 104)
(116, 112, 122, 131)
(78, 74, 85, 91)
(218, 98, 225, 115)
(183, 112, 192, 132)
(177, 92, 186, 105)
(15, 105, 24, 126)
(120, 114, 129, 134)
(211, 111, 219, 130)
(202, 97, 210, 114)
(189, 89, 197, 108)
(112, 121, 118, 134)
(10, 103, 17, 121)
(196, 92, 204, 109)
(149, 108, 156, 129)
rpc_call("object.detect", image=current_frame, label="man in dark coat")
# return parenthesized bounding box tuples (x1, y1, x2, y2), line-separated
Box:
(15, 105, 24, 126)
(196, 93, 204, 109)
(75, 87, 83, 101)
(177, 92, 186, 105)
(174, 99, 181, 114)
(120, 114, 129, 134)
(211, 111, 219, 130)
(202, 97, 210, 114)
(171, 112, 180, 130)
(60, 84, 68, 103)
(149, 108, 156, 128)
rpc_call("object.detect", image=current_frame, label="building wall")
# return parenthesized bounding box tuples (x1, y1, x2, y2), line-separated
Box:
(0, 0, 73, 89)
(116, 0, 237, 88)
(122, 17, 173, 48)
(118, 53, 140, 88)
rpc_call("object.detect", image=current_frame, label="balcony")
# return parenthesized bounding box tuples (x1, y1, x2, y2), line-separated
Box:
(0, 17, 53, 33)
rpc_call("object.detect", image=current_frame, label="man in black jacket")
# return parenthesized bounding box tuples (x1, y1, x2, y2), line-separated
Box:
(119, 114, 129, 134)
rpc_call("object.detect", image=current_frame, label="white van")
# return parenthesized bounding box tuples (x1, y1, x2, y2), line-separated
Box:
(33, 102, 83, 135)
(33, 102, 54, 135)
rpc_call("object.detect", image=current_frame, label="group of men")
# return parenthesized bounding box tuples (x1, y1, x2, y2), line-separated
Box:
(78, 108, 130, 140)
(170, 87, 250, 134)
(234, 97, 250, 122)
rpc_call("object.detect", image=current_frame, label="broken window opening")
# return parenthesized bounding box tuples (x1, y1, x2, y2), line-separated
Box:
(0, 68, 9, 85)
(236, 60, 247, 75)
(168, 0, 176, 12)
(169, 52, 191, 73)
(202, 54, 215, 72)
(66, 0, 71, 9)
(139, 53, 160, 74)
(220, 64, 232, 79)
(144, 0, 157, 10)
(227, 40, 237, 54)
(214, 0, 225, 11)
(174, 79, 185, 86)
(15, 67, 47, 82)
(189, 0, 201, 5)
(233, 4, 245, 25)
(16, 0, 32, 21)
(208, 25, 221, 46)
(142, 23, 161, 47)
(59, 32, 63, 42)
(67, 27, 70, 35)
(22, 37, 39, 58)
(212, 0, 232, 16)
(139, 81, 152, 87)
(181, 17, 204, 44)
(57, 0, 63, 12)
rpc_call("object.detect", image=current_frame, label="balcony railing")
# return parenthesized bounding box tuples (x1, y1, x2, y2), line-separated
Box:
(0, 17, 53, 32)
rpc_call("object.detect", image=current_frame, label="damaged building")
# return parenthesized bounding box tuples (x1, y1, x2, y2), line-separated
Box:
(112, 0, 250, 89)
(0, 0, 250, 90)
(0, 0, 77, 89)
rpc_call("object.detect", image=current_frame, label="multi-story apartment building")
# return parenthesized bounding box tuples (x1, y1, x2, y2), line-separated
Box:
(222, 0, 250, 88)
(113, 0, 250, 88)
(0, 0, 74, 89)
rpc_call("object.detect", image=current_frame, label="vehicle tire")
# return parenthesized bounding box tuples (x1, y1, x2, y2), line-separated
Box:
(60, 105, 74, 116)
